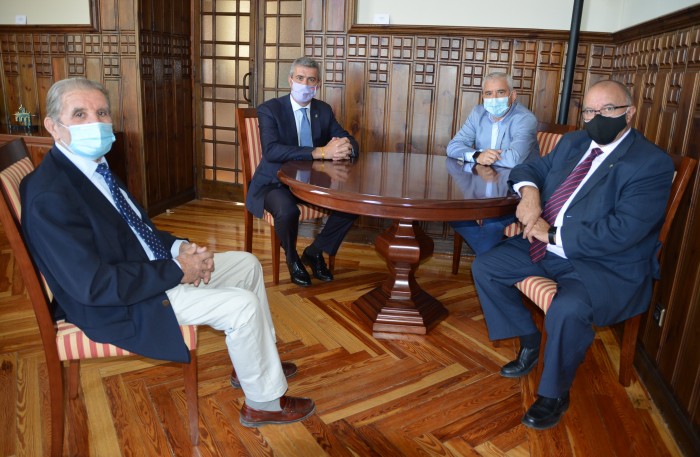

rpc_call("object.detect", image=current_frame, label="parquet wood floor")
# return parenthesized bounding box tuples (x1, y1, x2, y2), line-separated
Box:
(0, 199, 683, 456)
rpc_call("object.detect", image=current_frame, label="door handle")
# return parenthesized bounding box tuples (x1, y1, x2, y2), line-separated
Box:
(242, 72, 252, 103)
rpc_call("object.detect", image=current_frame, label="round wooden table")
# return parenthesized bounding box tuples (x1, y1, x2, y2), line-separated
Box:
(278, 152, 519, 338)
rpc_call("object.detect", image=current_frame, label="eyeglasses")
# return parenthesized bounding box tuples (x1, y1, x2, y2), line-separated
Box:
(581, 105, 629, 120)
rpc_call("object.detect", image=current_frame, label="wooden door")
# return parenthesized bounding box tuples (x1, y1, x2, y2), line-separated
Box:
(194, 0, 303, 201)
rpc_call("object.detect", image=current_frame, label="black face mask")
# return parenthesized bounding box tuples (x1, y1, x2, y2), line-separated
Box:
(584, 112, 628, 145)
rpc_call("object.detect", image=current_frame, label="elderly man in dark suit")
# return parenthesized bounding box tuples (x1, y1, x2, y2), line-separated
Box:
(21, 77, 314, 427)
(472, 80, 674, 430)
(246, 56, 359, 287)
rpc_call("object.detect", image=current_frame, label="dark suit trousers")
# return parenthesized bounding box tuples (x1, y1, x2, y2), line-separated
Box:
(264, 186, 357, 262)
(471, 236, 596, 398)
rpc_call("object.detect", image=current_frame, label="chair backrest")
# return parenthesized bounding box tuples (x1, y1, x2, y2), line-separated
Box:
(536, 122, 577, 157)
(536, 131, 564, 157)
(0, 139, 61, 364)
(536, 121, 577, 135)
(658, 155, 697, 258)
(236, 107, 262, 201)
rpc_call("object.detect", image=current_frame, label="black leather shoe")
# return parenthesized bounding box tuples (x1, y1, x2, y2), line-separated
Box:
(500, 346, 539, 378)
(301, 248, 333, 281)
(521, 393, 570, 430)
(287, 259, 311, 287)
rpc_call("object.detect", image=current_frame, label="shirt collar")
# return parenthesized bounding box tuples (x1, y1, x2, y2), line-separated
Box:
(55, 141, 108, 178)
(289, 94, 310, 112)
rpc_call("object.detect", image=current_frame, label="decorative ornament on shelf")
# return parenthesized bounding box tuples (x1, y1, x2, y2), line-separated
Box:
(14, 105, 32, 127)
(10, 105, 39, 134)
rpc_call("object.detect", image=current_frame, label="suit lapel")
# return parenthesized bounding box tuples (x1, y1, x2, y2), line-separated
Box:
(569, 129, 636, 206)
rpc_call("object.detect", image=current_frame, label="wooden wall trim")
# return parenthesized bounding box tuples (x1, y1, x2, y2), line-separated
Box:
(348, 24, 612, 43)
(613, 4, 700, 43)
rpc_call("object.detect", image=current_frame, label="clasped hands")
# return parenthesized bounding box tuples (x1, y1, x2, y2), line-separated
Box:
(177, 242, 215, 286)
(316, 137, 353, 161)
(516, 186, 550, 244)
(475, 148, 501, 166)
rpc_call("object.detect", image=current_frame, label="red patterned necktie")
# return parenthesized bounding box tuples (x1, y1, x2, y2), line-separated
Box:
(529, 148, 603, 262)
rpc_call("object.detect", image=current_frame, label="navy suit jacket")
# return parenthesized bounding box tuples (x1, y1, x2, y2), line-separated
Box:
(509, 129, 674, 326)
(246, 95, 359, 218)
(20, 147, 191, 363)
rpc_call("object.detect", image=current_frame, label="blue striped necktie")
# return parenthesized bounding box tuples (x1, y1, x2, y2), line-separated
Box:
(96, 163, 171, 260)
(299, 107, 313, 147)
(529, 148, 603, 263)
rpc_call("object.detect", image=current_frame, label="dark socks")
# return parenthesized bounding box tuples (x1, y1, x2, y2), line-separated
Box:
(304, 243, 322, 256)
(519, 331, 542, 349)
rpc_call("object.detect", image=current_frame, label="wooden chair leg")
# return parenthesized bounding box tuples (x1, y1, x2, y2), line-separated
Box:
(452, 233, 463, 274)
(328, 254, 335, 273)
(183, 350, 199, 445)
(271, 229, 281, 285)
(619, 314, 641, 386)
(244, 211, 253, 253)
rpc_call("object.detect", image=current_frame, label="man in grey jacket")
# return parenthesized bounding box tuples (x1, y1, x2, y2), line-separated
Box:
(446, 72, 539, 254)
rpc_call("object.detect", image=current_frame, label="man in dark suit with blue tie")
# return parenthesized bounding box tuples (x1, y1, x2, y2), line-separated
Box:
(471, 80, 674, 430)
(247, 56, 359, 287)
(21, 78, 315, 427)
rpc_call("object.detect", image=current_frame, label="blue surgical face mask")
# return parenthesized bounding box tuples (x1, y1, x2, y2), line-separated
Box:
(290, 81, 317, 104)
(483, 96, 511, 118)
(59, 122, 116, 160)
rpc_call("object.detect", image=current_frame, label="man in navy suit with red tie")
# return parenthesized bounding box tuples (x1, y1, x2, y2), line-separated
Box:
(247, 57, 359, 287)
(472, 80, 674, 430)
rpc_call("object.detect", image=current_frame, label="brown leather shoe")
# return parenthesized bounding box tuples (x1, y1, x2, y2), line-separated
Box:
(230, 361, 298, 389)
(240, 396, 315, 427)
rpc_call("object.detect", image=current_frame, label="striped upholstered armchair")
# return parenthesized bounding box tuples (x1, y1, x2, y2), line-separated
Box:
(0, 138, 199, 456)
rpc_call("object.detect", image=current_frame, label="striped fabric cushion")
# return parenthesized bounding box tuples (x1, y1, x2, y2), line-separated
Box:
(244, 117, 264, 171)
(0, 156, 34, 220)
(55, 320, 198, 361)
(515, 276, 557, 313)
(536, 131, 564, 157)
(503, 221, 523, 238)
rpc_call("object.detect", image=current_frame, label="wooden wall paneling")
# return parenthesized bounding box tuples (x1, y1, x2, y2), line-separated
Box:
(409, 87, 433, 155)
(101, 0, 118, 31)
(657, 71, 683, 153)
(531, 68, 559, 124)
(119, 44, 144, 206)
(118, 0, 136, 32)
(365, 84, 387, 153)
(326, 0, 347, 33)
(345, 60, 366, 149)
(431, 63, 459, 155)
(305, 0, 324, 32)
(386, 62, 410, 152)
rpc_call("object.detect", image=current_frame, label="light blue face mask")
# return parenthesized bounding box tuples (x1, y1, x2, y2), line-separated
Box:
(59, 122, 116, 160)
(483, 96, 511, 118)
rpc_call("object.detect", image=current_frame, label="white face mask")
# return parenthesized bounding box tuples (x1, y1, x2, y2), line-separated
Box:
(290, 81, 317, 104)
(59, 122, 116, 160)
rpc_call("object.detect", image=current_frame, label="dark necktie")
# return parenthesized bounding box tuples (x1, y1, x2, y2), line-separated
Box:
(529, 147, 603, 262)
(299, 107, 313, 147)
(96, 163, 171, 260)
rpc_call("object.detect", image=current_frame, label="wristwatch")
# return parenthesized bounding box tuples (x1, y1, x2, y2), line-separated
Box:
(548, 226, 557, 245)
(472, 150, 483, 162)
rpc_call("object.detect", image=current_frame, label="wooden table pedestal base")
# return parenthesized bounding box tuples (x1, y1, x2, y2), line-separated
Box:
(352, 220, 449, 337)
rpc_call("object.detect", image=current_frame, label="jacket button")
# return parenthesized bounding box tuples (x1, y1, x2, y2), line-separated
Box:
(162, 299, 170, 307)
